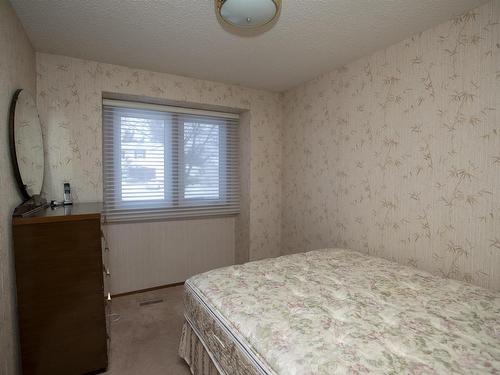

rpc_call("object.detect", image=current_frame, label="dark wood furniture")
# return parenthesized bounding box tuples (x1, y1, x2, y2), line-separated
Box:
(12, 203, 109, 375)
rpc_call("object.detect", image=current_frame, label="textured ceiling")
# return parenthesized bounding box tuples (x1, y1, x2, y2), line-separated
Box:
(10, 0, 487, 92)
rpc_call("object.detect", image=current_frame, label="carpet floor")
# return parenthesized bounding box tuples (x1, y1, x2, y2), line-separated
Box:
(103, 285, 191, 375)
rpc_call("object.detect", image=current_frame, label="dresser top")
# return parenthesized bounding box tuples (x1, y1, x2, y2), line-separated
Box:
(13, 202, 102, 226)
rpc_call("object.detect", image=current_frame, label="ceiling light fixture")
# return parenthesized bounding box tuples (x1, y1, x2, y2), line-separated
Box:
(216, 0, 281, 28)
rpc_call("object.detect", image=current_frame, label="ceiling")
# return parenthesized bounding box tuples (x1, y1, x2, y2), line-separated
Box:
(10, 0, 487, 92)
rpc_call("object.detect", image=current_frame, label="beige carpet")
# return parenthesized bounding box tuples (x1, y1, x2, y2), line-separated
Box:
(103, 285, 191, 374)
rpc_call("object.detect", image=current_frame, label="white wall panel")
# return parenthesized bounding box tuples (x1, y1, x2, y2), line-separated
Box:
(105, 217, 235, 295)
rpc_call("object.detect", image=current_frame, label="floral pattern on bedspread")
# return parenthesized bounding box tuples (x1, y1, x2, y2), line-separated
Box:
(186, 249, 500, 374)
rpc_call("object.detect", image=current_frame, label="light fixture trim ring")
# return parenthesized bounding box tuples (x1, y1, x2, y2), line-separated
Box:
(216, 0, 281, 29)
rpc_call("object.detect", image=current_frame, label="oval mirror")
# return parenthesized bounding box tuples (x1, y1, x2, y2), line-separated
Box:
(9, 89, 45, 201)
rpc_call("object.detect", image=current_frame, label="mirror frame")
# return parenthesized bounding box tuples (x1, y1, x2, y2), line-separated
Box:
(9, 89, 42, 202)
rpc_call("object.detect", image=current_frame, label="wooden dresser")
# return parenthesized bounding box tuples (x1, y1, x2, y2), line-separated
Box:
(12, 203, 109, 375)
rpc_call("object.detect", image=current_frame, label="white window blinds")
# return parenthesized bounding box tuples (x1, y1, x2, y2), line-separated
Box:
(102, 99, 240, 222)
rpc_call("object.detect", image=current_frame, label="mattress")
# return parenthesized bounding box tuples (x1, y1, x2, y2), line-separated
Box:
(183, 283, 270, 375)
(181, 248, 500, 374)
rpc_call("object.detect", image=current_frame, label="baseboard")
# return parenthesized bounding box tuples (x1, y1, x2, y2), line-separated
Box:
(111, 281, 185, 298)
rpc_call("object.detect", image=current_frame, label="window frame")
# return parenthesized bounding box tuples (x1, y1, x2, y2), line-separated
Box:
(113, 111, 170, 209)
(177, 114, 227, 207)
(110, 109, 233, 211)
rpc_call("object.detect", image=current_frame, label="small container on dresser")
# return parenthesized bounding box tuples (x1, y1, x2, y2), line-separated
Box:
(12, 203, 109, 375)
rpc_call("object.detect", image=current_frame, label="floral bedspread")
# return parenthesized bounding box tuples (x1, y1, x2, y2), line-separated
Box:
(186, 249, 500, 374)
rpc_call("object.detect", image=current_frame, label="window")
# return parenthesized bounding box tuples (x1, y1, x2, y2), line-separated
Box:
(102, 99, 239, 222)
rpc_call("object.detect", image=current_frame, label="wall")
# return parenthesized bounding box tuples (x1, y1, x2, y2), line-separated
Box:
(0, 0, 36, 373)
(36, 53, 282, 292)
(236, 111, 251, 264)
(282, 1, 500, 290)
(21, 1, 500, 299)
(106, 217, 235, 295)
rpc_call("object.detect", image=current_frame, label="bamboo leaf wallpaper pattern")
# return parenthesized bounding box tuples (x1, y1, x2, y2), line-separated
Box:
(0, 1, 36, 372)
(2, 2, 500, 374)
(36, 53, 283, 262)
(282, 1, 500, 290)
(35, 1, 500, 290)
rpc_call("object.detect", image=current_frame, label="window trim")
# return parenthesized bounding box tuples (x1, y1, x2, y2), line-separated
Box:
(178, 114, 226, 206)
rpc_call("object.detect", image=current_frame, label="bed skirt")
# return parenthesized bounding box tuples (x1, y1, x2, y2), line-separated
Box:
(178, 321, 221, 375)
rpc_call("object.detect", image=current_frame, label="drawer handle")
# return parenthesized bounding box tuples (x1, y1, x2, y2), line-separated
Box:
(103, 266, 111, 276)
(107, 293, 111, 301)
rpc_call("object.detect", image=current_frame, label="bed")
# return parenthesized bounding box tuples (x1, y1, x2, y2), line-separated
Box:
(178, 248, 500, 374)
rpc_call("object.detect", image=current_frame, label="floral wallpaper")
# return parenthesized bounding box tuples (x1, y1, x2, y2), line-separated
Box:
(36, 53, 283, 261)
(282, 1, 500, 290)
(0, 0, 36, 373)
